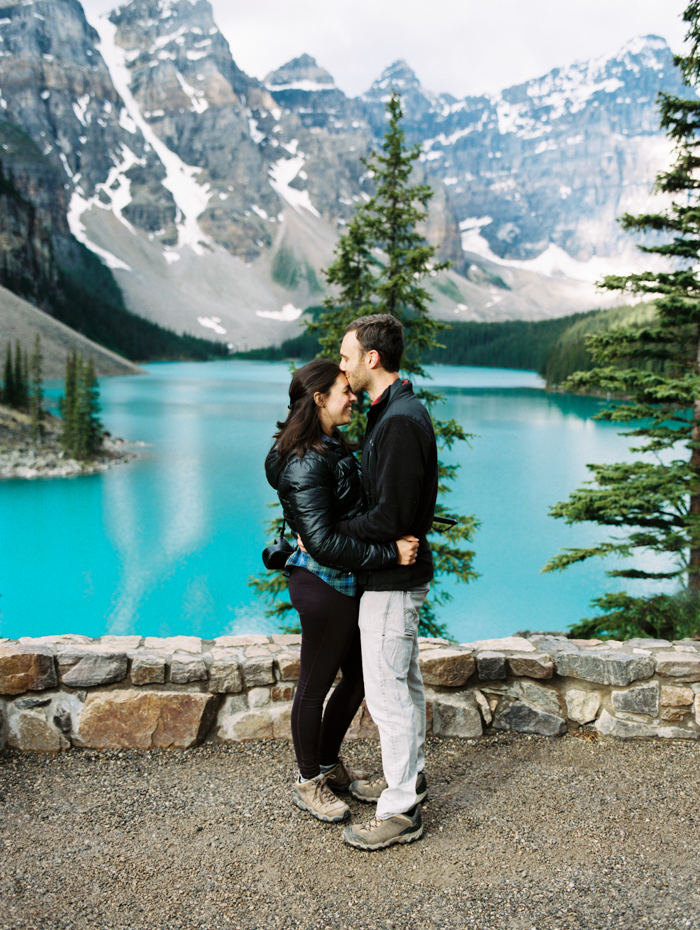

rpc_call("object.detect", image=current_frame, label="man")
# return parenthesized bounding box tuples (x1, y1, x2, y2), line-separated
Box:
(335, 313, 438, 851)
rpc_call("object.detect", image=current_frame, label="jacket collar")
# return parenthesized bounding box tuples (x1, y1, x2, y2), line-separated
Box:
(368, 378, 413, 420)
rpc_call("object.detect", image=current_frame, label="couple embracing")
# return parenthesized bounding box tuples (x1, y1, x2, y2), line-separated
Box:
(265, 313, 438, 851)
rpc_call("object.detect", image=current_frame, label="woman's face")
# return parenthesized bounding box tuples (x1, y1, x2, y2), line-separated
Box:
(316, 373, 357, 434)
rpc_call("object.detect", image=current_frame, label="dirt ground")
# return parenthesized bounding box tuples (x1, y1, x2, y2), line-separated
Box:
(1, 732, 699, 930)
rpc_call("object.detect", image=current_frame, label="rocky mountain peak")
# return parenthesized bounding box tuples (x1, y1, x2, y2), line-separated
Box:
(369, 59, 420, 92)
(265, 53, 336, 89)
(362, 59, 444, 130)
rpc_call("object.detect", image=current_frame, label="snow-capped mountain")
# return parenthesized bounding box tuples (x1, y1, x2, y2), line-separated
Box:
(0, 0, 690, 348)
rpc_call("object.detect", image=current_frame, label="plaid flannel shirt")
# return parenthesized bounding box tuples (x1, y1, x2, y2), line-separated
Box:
(286, 547, 357, 598)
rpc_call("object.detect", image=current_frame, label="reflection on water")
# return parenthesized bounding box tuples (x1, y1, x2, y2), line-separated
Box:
(0, 361, 676, 642)
(103, 410, 207, 634)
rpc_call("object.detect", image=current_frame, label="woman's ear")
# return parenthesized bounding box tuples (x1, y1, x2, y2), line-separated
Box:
(313, 392, 325, 408)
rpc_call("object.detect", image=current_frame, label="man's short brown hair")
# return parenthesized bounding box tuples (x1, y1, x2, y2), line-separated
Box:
(345, 314, 404, 372)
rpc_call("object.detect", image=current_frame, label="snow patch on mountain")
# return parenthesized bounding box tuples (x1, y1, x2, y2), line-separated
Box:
(89, 12, 212, 255)
(461, 216, 655, 284)
(269, 155, 320, 217)
(256, 304, 303, 321)
(67, 189, 132, 271)
(197, 316, 226, 334)
(174, 69, 209, 113)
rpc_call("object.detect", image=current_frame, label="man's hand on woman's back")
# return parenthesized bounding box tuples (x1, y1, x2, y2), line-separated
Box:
(396, 535, 419, 566)
(297, 533, 419, 566)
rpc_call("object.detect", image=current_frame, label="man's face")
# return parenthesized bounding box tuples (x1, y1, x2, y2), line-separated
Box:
(339, 331, 372, 393)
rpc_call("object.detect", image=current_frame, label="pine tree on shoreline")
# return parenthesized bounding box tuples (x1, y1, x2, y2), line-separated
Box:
(251, 94, 479, 638)
(29, 334, 44, 441)
(59, 351, 103, 460)
(542, 1, 700, 640)
(1, 341, 29, 412)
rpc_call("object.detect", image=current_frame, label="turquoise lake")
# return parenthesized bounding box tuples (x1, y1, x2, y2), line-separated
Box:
(0, 360, 672, 643)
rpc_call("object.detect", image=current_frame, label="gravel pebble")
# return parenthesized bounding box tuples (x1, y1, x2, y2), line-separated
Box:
(1, 732, 699, 930)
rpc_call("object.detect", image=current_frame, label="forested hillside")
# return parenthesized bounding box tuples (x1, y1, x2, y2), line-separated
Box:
(541, 303, 658, 385)
(236, 304, 661, 386)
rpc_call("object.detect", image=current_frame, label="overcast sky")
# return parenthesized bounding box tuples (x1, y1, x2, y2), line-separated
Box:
(83, 0, 690, 98)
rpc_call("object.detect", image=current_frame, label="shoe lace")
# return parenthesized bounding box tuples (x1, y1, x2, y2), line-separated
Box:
(315, 776, 341, 807)
(361, 816, 383, 832)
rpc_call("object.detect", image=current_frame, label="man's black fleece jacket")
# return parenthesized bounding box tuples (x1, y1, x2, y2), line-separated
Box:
(336, 378, 438, 591)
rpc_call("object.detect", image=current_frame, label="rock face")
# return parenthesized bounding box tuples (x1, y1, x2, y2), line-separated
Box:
(419, 648, 475, 687)
(595, 708, 658, 739)
(507, 653, 554, 679)
(554, 651, 655, 686)
(8, 708, 69, 752)
(565, 689, 601, 725)
(77, 691, 217, 749)
(431, 692, 482, 739)
(130, 654, 166, 685)
(207, 653, 243, 693)
(170, 653, 208, 684)
(653, 652, 700, 682)
(611, 683, 660, 716)
(0, 644, 57, 695)
(58, 652, 128, 688)
(493, 702, 567, 737)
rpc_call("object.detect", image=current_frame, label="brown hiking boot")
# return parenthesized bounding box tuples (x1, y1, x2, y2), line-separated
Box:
(322, 757, 371, 792)
(343, 806, 423, 851)
(350, 771, 428, 804)
(292, 774, 350, 823)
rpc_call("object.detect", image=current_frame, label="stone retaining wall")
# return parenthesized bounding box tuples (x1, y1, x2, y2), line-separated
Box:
(1, 633, 699, 751)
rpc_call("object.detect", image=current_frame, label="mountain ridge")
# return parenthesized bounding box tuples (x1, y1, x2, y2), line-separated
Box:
(0, 0, 689, 350)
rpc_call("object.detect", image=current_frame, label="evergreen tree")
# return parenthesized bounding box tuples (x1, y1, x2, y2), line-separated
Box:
(59, 350, 78, 456)
(12, 340, 28, 411)
(80, 356, 103, 457)
(252, 94, 479, 638)
(2, 342, 14, 407)
(542, 2, 700, 640)
(29, 334, 44, 441)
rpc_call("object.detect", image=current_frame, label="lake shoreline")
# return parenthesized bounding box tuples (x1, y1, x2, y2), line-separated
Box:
(0, 403, 143, 480)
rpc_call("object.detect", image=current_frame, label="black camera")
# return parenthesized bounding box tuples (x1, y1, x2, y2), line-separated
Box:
(262, 519, 294, 570)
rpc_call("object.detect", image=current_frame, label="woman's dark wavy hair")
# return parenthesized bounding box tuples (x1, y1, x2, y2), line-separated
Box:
(273, 358, 355, 460)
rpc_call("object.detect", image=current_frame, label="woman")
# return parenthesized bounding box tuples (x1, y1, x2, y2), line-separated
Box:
(265, 359, 418, 824)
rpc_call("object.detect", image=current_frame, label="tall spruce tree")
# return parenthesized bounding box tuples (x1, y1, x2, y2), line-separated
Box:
(252, 94, 479, 637)
(542, 2, 700, 640)
(11, 341, 29, 412)
(29, 334, 44, 441)
(59, 352, 103, 459)
(60, 350, 78, 455)
(80, 356, 103, 457)
(2, 342, 14, 407)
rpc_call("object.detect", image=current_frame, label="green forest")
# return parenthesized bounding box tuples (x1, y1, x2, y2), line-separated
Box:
(234, 302, 658, 383)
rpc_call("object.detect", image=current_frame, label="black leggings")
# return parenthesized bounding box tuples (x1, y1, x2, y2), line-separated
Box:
(287, 567, 365, 779)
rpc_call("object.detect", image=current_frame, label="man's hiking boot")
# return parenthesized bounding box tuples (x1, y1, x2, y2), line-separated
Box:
(292, 774, 350, 823)
(342, 805, 423, 851)
(350, 770, 428, 804)
(322, 757, 371, 792)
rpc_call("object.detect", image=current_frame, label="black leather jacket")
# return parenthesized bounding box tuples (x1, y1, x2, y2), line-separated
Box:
(265, 433, 398, 572)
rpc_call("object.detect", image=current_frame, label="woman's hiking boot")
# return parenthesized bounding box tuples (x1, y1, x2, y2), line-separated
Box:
(321, 757, 371, 792)
(349, 771, 428, 804)
(292, 774, 350, 823)
(342, 805, 423, 851)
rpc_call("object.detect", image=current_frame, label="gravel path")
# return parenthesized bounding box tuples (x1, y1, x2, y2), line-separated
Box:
(1, 733, 699, 930)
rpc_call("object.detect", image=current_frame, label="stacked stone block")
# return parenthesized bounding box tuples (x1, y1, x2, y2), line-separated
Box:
(1, 633, 699, 752)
